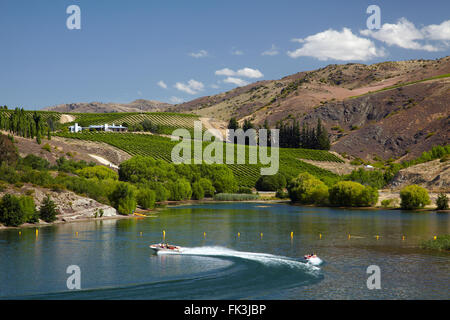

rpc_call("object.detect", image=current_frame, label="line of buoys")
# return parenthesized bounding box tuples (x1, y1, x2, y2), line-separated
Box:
(157, 230, 433, 242)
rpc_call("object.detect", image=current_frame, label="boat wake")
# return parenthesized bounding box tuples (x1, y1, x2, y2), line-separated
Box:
(158, 246, 321, 272)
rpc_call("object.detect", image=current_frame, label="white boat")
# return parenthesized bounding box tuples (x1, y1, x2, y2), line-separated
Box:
(149, 243, 183, 254)
(304, 254, 322, 266)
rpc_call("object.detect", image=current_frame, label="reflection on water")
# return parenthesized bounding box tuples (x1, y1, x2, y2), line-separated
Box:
(0, 203, 449, 299)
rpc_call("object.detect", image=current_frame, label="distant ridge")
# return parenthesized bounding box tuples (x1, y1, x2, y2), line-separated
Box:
(43, 99, 172, 113)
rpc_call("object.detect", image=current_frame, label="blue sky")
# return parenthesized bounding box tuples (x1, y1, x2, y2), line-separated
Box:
(1, 0, 449, 109)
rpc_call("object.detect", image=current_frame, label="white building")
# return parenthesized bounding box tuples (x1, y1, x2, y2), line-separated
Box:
(69, 123, 127, 133)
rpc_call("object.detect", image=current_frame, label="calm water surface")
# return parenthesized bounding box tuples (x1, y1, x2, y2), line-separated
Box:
(0, 202, 449, 299)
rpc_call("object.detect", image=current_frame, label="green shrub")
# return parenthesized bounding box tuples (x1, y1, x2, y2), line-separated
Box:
(39, 195, 58, 222)
(255, 173, 287, 191)
(108, 182, 137, 215)
(166, 179, 192, 201)
(19, 154, 50, 170)
(19, 196, 38, 223)
(76, 166, 118, 180)
(436, 193, 449, 210)
(42, 143, 52, 152)
(275, 189, 289, 199)
(0, 194, 25, 226)
(198, 178, 215, 197)
(137, 188, 156, 209)
(191, 182, 205, 200)
(400, 185, 431, 210)
(288, 172, 329, 205)
(329, 181, 378, 207)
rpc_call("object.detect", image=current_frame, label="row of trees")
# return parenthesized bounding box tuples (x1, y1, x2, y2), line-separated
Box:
(227, 117, 330, 150)
(276, 119, 330, 150)
(0, 108, 55, 144)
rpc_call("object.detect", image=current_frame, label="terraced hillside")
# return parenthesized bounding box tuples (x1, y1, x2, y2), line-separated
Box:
(55, 131, 343, 187)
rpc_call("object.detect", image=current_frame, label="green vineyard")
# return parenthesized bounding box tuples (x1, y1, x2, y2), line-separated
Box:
(67, 112, 201, 135)
(55, 131, 342, 187)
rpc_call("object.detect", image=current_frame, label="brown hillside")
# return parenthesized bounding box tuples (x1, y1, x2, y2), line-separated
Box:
(44, 99, 172, 113)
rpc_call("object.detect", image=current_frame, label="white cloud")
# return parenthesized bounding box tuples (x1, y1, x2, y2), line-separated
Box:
(189, 50, 208, 58)
(223, 77, 249, 87)
(288, 28, 385, 61)
(215, 67, 263, 78)
(174, 79, 205, 95)
(137, 90, 142, 96)
(157, 80, 168, 89)
(169, 96, 184, 104)
(210, 83, 220, 89)
(421, 20, 450, 41)
(262, 44, 279, 56)
(360, 18, 439, 52)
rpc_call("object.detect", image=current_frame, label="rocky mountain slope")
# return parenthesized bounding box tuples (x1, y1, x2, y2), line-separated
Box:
(168, 56, 450, 160)
(44, 99, 172, 113)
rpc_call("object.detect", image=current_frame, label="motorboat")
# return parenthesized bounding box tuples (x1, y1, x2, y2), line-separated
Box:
(149, 243, 183, 254)
(304, 254, 322, 266)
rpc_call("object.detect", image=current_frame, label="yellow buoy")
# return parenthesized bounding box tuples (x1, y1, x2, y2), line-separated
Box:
(433, 235, 437, 240)
(237, 232, 240, 238)
(402, 235, 406, 241)
(319, 233, 322, 239)
(376, 235, 379, 240)
(163, 230, 166, 241)
(290, 231, 293, 239)
(140, 232, 143, 236)
(260, 232, 263, 239)
(76, 232, 78, 237)
(203, 232, 206, 239)
(348, 234, 351, 239)
(19, 231, 21, 236)
(35, 229, 39, 237)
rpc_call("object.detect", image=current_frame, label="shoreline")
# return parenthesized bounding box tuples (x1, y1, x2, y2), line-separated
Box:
(1, 197, 448, 231)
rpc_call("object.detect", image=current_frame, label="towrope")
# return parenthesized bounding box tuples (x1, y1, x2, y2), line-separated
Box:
(171, 121, 280, 176)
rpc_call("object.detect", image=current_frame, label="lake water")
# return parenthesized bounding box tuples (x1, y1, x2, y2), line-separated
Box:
(0, 202, 449, 299)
